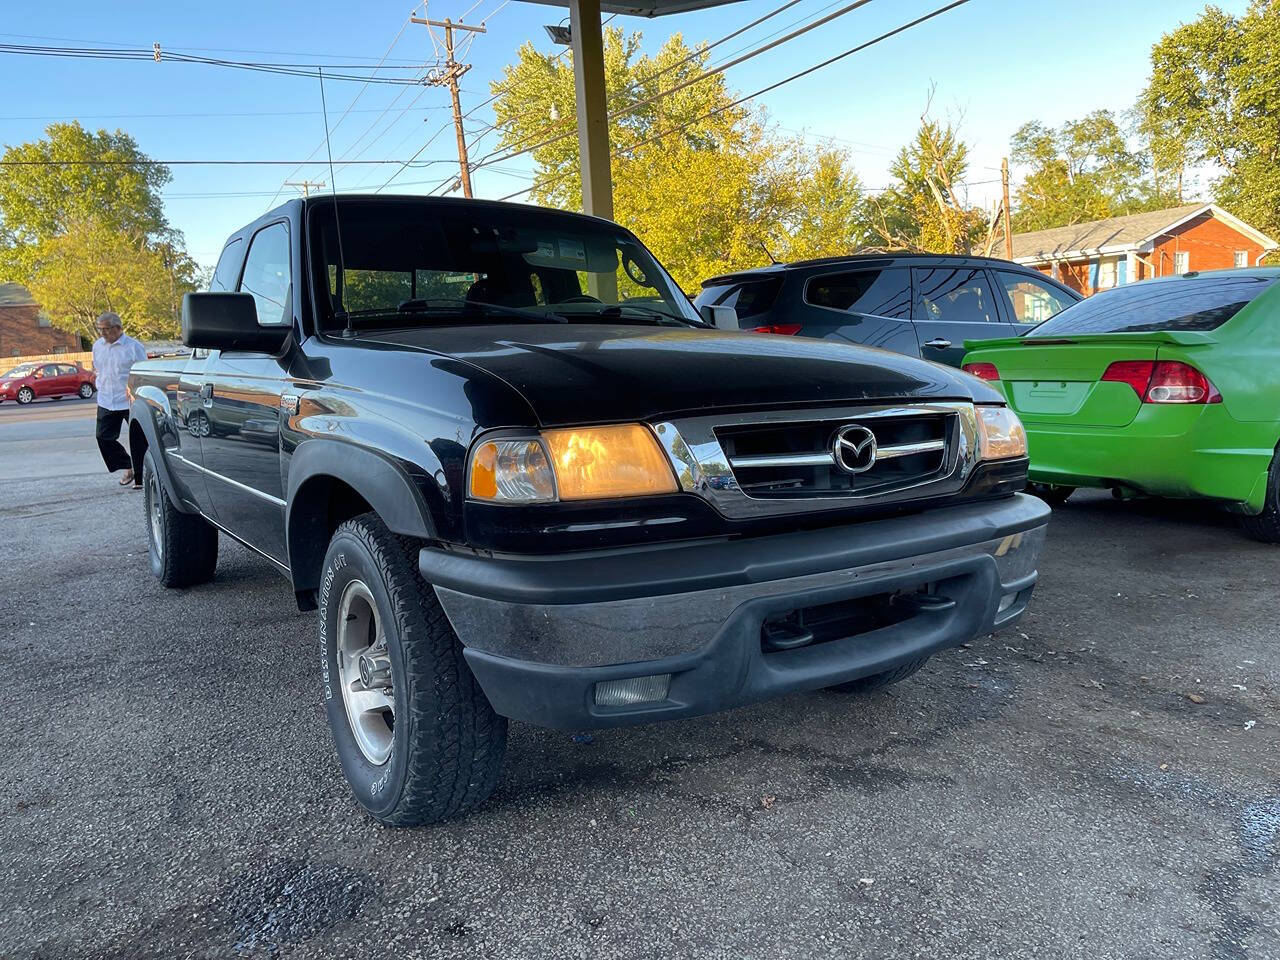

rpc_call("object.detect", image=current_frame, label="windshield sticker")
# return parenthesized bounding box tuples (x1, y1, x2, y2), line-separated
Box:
(557, 238, 586, 264)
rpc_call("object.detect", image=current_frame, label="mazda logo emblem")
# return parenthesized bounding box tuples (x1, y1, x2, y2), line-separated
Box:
(833, 424, 878, 474)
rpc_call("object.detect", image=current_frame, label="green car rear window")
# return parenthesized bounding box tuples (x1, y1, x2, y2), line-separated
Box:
(1027, 276, 1278, 337)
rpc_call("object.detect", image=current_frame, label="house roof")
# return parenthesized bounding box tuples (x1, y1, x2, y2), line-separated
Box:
(1011, 203, 1279, 263)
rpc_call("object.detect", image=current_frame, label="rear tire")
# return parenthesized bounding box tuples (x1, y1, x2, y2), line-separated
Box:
(78, 382, 95, 399)
(319, 514, 507, 826)
(143, 450, 218, 586)
(1239, 447, 1280, 544)
(1027, 482, 1074, 506)
(826, 656, 930, 693)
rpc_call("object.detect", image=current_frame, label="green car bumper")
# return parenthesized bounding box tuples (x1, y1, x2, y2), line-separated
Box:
(1019, 403, 1273, 512)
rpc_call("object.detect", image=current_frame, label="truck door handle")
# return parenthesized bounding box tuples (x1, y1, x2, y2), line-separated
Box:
(199, 383, 213, 407)
(923, 338, 951, 349)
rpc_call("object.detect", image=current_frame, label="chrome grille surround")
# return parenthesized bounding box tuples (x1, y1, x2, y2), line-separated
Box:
(653, 402, 981, 519)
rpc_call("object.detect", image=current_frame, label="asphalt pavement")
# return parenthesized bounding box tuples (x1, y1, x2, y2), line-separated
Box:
(0, 401, 1277, 959)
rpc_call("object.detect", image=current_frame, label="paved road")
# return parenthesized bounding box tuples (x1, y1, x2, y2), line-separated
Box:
(1, 415, 1277, 959)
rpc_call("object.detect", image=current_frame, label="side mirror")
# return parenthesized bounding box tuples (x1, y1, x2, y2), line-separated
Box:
(699, 303, 739, 330)
(181, 293, 290, 353)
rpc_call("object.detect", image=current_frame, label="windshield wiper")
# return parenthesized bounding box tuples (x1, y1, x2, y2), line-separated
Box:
(585, 303, 708, 328)
(345, 298, 567, 325)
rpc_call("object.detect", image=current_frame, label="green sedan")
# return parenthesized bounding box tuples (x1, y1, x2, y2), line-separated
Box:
(961, 268, 1280, 541)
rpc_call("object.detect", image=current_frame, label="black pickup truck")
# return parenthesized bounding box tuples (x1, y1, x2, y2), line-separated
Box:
(128, 195, 1048, 826)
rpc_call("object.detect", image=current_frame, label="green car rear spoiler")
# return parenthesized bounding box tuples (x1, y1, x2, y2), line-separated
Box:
(963, 330, 1219, 351)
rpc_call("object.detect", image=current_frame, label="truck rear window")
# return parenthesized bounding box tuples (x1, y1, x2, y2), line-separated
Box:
(1028, 275, 1277, 337)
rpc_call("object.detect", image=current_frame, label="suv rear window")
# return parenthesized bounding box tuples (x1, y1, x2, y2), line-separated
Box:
(805, 268, 910, 318)
(1029, 275, 1278, 337)
(697, 277, 782, 321)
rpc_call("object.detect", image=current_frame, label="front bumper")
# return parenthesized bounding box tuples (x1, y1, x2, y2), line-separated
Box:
(423, 494, 1049, 730)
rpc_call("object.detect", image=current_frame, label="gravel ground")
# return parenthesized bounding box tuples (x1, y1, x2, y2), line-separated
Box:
(1, 410, 1277, 959)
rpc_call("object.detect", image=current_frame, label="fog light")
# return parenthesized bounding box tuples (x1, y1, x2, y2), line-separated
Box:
(594, 674, 671, 707)
(997, 592, 1017, 613)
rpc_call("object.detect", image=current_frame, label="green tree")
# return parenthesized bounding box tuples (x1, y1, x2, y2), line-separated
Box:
(871, 109, 994, 254)
(0, 122, 196, 337)
(0, 122, 170, 264)
(1010, 110, 1173, 232)
(1140, 1, 1280, 240)
(25, 220, 198, 341)
(490, 29, 869, 289)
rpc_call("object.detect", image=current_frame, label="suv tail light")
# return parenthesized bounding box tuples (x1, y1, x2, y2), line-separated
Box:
(747, 323, 802, 336)
(962, 361, 1000, 381)
(1100, 360, 1221, 404)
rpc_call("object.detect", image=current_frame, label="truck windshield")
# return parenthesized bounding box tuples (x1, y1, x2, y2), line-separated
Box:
(1027, 275, 1278, 337)
(308, 199, 701, 332)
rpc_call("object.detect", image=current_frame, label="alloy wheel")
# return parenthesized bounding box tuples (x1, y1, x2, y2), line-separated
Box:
(336, 579, 395, 765)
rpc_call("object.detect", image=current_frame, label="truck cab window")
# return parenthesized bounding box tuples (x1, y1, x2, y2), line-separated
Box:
(239, 222, 291, 326)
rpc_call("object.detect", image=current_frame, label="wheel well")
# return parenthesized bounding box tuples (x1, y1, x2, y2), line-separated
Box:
(288, 475, 374, 610)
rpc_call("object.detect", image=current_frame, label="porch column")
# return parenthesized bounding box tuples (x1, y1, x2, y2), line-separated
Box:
(569, 0, 616, 299)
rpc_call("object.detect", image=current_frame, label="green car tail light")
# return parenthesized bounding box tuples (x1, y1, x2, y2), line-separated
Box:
(962, 361, 1000, 382)
(1100, 360, 1222, 405)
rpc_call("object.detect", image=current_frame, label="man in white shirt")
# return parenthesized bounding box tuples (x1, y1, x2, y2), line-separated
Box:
(91, 312, 148, 488)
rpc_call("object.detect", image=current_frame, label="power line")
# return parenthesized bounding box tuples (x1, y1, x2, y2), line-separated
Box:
(0, 31, 429, 62)
(497, 0, 973, 201)
(0, 106, 452, 122)
(263, 12, 418, 210)
(0, 42, 428, 83)
(0, 158, 442, 166)
(466, 0, 877, 180)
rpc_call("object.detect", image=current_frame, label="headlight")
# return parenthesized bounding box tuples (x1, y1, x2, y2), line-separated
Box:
(468, 424, 677, 504)
(543, 424, 677, 500)
(976, 405, 1027, 460)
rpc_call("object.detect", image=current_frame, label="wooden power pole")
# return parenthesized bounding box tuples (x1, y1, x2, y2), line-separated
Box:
(412, 16, 486, 198)
(284, 179, 325, 197)
(1001, 156, 1013, 260)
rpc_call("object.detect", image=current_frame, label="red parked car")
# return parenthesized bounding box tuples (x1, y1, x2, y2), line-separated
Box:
(0, 361, 96, 404)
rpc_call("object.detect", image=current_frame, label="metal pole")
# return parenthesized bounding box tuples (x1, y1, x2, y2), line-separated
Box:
(569, 0, 616, 300)
(569, 0, 612, 223)
(1001, 156, 1013, 261)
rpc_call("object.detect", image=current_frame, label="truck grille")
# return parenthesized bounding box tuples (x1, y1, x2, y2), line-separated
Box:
(716, 411, 953, 498)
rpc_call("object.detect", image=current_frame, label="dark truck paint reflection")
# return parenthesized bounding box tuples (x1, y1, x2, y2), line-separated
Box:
(127, 195, 1049, 826)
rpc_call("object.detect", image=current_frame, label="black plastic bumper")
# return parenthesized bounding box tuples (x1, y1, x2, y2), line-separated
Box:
(422, 494, 1050, 730)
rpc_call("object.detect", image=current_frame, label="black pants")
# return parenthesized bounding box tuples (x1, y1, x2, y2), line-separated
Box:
(96, 407, 132, 473)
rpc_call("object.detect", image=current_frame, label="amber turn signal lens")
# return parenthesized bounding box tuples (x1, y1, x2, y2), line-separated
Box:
(976, 405, 1028, 460)
(542, 424, 677, 500)
(468, 438, 556, 503)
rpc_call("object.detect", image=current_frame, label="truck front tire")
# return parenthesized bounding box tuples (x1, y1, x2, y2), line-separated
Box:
(319, 514, 507, 826)
(143, 450, 218, 587)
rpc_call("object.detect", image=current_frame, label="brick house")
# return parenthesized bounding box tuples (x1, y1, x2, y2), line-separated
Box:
(0, 283, 82, 358)
(1010, 203, 1279, 296)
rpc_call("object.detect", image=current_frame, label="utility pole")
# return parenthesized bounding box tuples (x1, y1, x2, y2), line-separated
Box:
(1001, 156, 1013, 260)
(284, 179, 325, 197)
(412, 15, 486, 198)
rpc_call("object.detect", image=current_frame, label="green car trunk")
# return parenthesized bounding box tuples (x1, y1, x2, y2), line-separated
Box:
(962, 329, 1274, 512)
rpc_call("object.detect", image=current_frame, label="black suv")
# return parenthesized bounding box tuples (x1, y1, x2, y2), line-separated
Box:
(693, 254, 1081, 368)
(128, 197, 1048, 826)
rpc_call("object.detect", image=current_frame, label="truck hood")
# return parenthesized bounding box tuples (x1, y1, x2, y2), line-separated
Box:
(359, 324, 995, 426)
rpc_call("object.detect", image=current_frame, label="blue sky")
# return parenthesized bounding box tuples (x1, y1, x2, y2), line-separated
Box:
(0, 0, 1241, 269)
